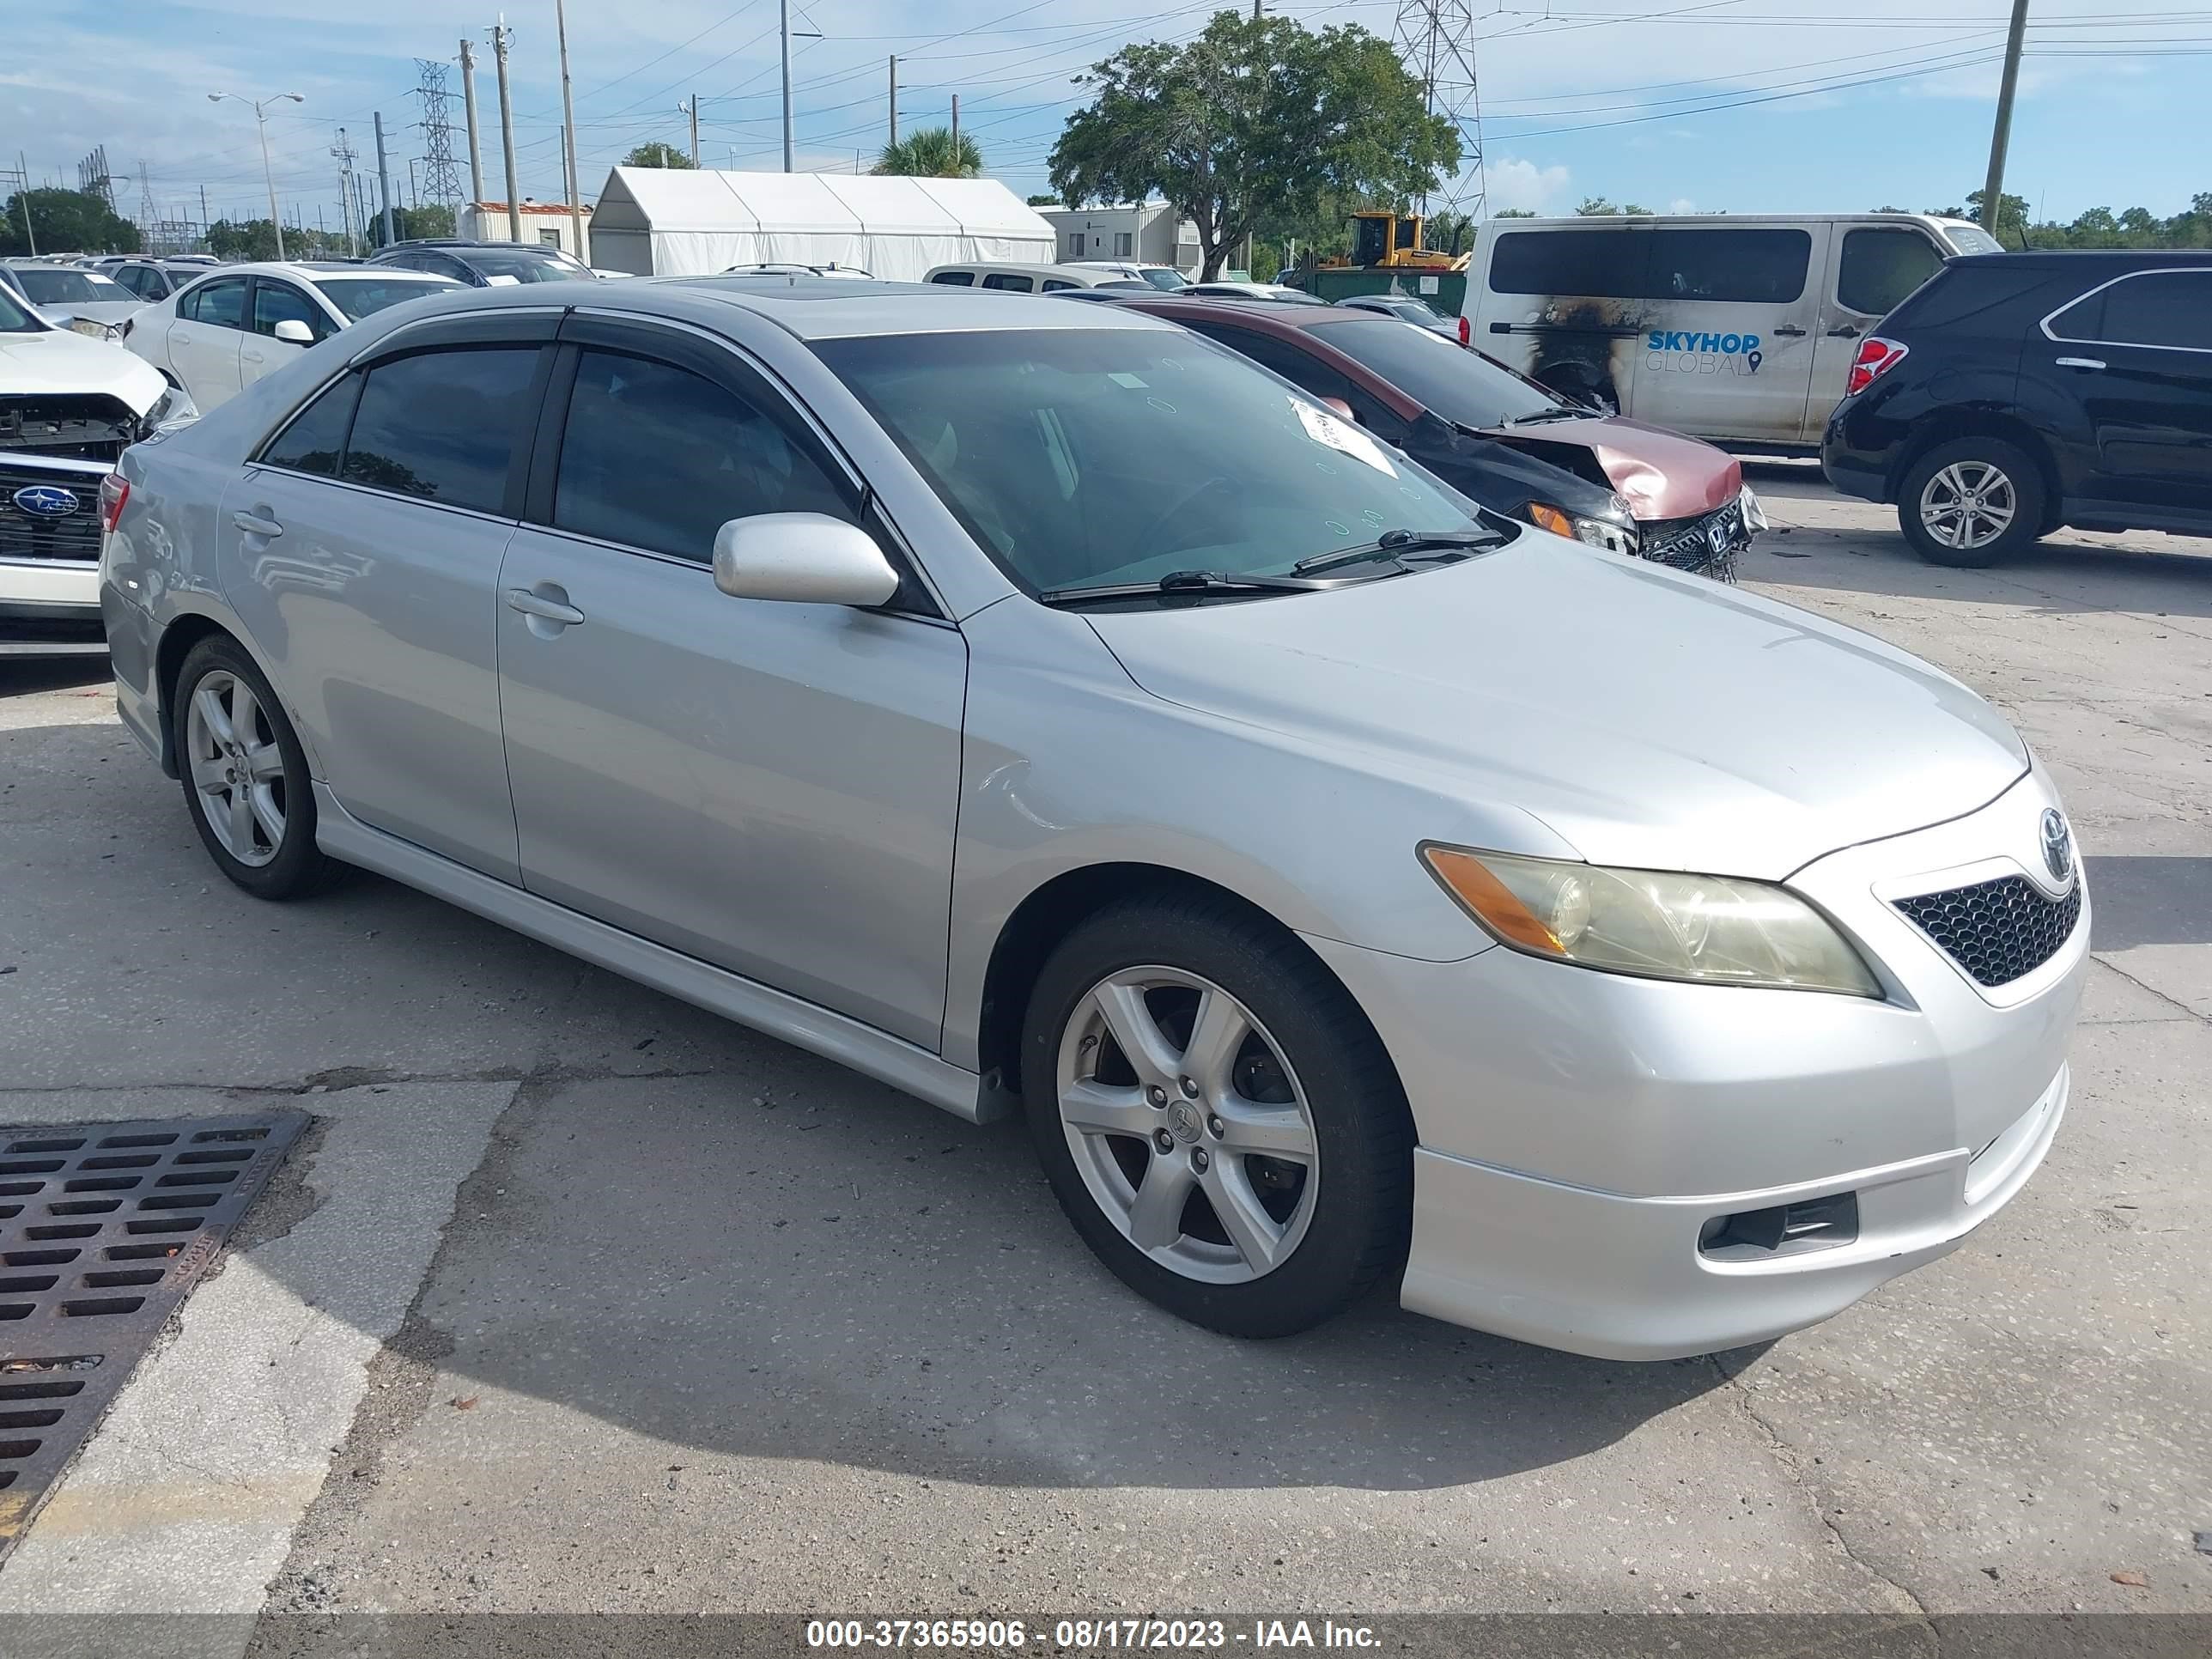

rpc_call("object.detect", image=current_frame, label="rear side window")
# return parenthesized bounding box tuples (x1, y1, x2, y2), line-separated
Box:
(552, 348, 854, 561)
(1041, 279, 1076, 292)
(2051, 271, 2212, 350)
(342, 346, 540, 512)
(1490, 229, 1643, 298)
(1836, 228, 1945, 317)
(1489, 226, 1810, 303)
(928, 270, 975, 286)
(262, 375, 362, 477)
(982, 272, 1033, 292)
(182, 277, 248, 329)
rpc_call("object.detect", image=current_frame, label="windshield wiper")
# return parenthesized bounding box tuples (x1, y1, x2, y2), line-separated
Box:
(1039, 568, 1347, 606)
(1503, 407, 1589, 426)
(1291, 528, 1500, 576)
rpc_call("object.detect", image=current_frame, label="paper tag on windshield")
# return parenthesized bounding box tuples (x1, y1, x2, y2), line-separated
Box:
(483, 273, 523, 287)
(1291, 398, 1397, 477)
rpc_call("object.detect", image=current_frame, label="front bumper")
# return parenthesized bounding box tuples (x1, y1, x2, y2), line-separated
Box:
(1305, 768, 2087, 1359)
(1, 559, 105, 654)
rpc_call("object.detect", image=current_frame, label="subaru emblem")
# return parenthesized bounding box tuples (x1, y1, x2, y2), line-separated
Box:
(9, 484, 81, 519)
(2039, 808, 2073, 884)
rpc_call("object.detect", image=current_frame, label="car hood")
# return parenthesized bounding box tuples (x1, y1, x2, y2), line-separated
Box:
(1488, 415, 1741, 520)
(1085, 536, 2027, 881)
(40, 301, 145, 328)
(0, 325, 167, 412)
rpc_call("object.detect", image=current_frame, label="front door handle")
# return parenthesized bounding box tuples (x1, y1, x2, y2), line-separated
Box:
(2054, 356, 2106, 371)
(1772, 325, 1808, 337)
(232, 509, 283, 538)
(504, 586, 586, 626)
(242, 349, 265, 366)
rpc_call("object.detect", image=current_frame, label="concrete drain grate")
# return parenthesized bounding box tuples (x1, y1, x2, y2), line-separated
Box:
(0, 1108, 309, 1557)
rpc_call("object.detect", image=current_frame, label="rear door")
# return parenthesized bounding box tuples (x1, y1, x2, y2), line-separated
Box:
(2038, 268, 2212, 531)
(1632, 224, 1826, 443)
(1806, 223, 1948, 439)
(167, 276, 250, 409)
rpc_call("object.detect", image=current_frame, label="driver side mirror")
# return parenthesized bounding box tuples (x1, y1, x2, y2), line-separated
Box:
(271, 319, 315, 345)
(713, 513, 901, 608)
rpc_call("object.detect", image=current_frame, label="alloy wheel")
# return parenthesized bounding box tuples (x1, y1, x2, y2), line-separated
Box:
(1918, 460, 2016, 551)
(1054, 967, 1320, 1284)
(184, 670, 287, 868)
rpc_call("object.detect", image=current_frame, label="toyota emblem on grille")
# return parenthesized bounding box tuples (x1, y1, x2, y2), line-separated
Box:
(2039, 809, 2073, 883)
(10, 484, 82, 519)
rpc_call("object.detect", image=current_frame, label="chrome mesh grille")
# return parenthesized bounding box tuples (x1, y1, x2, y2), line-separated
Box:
(1895, 875, 2081, 988)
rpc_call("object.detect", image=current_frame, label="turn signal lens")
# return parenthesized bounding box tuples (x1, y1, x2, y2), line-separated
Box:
(1526, 502, 1575, 538)
(1419, 844, 1883, 997)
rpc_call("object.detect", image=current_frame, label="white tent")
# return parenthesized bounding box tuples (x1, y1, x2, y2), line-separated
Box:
(588, 169, 1055, 280)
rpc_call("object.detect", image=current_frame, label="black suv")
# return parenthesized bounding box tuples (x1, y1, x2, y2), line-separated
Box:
(1822, 250, 2211, 566)
(367, 239, 596, 288)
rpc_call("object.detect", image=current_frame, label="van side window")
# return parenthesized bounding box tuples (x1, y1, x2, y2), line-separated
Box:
(1489, 229, 1641, 298)
(981, 272, 1033, 291)
(1837, 228, 1944, 317)
(1648, 229, 1810, 304)
(929, 270, 976, 286)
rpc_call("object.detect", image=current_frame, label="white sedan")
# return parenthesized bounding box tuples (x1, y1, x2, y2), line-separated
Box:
(125, 261, 460, 411)
(0, 262, 146, 336)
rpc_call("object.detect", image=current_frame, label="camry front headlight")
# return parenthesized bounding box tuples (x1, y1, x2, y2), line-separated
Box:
(1420, 844, 1881, 996)
(1526, 500, 1639, 556)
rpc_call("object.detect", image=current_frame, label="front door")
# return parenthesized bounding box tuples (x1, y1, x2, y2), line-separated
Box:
(219, 334, 550, 881)
(495, 320, 967, 1047)
(241, 277, 335, 392)
(1805, 223, 1948, 440)
(2038, 268, 2212, 530)
(167, 275, 249, 409)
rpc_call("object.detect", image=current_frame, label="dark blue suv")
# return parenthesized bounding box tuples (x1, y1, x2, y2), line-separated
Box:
(1821, 250, 2212, 566)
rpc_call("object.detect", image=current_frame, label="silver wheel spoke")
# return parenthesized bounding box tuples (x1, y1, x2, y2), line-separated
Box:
(1126, 1155, 1195, 1251)
(1212, 1098, 1316, 1160)
(193, 685, 234, 749)
(191, 754, 229, 793)
(1093, 979, 1181, 1086)
(1180, 987, 1248, 1096)
(245, 741, 284, 781)
(1200, 1160, 1286, 1274)
(1060, 1077, 1156, 1139)
(228, 677, 257, 744)
(249, 783, 285, 848)
(226, 787, 254, 854)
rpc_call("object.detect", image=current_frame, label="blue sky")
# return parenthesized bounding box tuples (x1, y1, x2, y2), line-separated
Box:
(8, 2, 2209, 234)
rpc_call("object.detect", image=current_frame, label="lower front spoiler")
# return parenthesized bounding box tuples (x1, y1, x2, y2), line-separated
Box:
(1401, 1065, 2068, 1360)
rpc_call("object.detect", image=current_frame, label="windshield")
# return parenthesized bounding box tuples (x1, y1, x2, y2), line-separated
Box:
(317, 276, 456, 321)
(1139, 267, 1187, 290)
(464, 249, 593, 283)
(1940, 223, 2003, 256)
(1310, 316, 1563, 428)
(12, 268, 128, 305)
(813, 326, 1484, 596)
(0, 287, 43, 332)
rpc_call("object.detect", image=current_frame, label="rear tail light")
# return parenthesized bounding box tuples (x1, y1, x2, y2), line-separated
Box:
(1456, 313, 1471, 346)
(99, 473, 130, 535)
(1845, 335, 1908, 396)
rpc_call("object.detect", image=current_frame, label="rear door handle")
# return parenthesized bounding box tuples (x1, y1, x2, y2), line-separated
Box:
(2054, 356, 2106, 371)
(232, 510, 283, 538)
(1772, 325, 1808, 337)
(504, 586, 586, 626)
(1826, 324, 1861, 337)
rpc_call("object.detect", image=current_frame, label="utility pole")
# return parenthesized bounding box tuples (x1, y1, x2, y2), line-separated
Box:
(459, 38, 486, 210)
(331, 128, 360, 257)
(9, 155, 33, 255)
(888, 57, 897, 149)
(1981, 0, 2031, 246)
(558, 0, 585, 255)
(780, 0, 794, 172)
(198, 184, 210, 249)
(374, 110, 395, 247)
(680, 94, 701, 166)
(951, 94, 959, 151)
(492, 18, 521, 240)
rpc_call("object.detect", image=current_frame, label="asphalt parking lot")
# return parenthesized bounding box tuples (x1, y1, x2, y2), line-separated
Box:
(0, 471, 2206, 1634)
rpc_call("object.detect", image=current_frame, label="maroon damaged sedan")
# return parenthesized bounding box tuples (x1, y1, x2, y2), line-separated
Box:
(1103, 295, 1762, 579)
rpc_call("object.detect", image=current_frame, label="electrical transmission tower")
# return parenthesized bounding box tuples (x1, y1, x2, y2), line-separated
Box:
(135, 160, 157, 232)
(1390, 0, 1486, 222)
(413, 58, 465, 210)
(78, 146, 118, 212)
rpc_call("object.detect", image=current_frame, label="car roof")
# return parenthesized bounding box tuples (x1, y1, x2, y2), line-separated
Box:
(175, 260, 459, 283)
(1945, 248, 2212, 270)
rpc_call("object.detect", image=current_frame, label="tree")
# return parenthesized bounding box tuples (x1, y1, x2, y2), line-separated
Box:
(1048, 11, 1457, 280)
(208, 218, 283, 261)
(1574, 197, 1652, 216)
(0, 187, 141, 256)
(1026, 192, 1060, 206)
(374, 204, 456, 245)
(623, 142, 696, 169)
(1963, 188, 2031, 248)
(874, 127, 983, 179)
(1493, 207, 1537, 218)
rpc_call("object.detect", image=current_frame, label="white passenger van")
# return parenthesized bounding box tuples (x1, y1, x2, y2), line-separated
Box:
(921, 261, 1147, 293)
(1458, 213, 2002, 448)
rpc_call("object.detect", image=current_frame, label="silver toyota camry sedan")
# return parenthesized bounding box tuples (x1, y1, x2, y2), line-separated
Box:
(99, 279, 2087, 1359)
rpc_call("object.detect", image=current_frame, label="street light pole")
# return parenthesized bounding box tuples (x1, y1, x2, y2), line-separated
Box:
(210, 89, 305, 259)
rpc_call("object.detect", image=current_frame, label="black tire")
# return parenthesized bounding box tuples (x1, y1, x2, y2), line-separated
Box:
(171, 634, 346, 900)
(1897, 437, 2047, 568)
(1020, 891, 1413, 1338)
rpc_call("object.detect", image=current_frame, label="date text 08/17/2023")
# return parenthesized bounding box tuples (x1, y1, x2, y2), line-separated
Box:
(803, 1617, 1382, 1650)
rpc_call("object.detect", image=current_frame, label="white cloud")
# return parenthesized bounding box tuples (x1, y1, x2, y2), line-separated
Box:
(1668, 198, 1697, 214)
(1483, 155, 1571, 215)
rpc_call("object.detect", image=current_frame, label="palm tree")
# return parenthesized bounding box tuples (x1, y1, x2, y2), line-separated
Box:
(873, 127, 982, 179)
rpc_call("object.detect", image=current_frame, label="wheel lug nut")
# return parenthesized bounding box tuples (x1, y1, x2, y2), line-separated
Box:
(1192, 1148, 1210, 1172)
(1154, 1128, 1175, 1154)
(1178, 1076, 1198, 1097)
(1207, 1115, 1224, 1139)
(1146, 1085, 1167, 1106)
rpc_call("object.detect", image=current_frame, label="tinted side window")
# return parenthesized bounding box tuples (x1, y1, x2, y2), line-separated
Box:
(1648, 228, 1810, 303)
(2064, 272, 2212, 350)
(552, 349, 854, 562)
(981, 272, 1033, 292)
(343, 346, 540, 512)
(113, 266, 156, 299)
(929, 270, 975, 286)
(1489, 229, 1644, 298)
(184, 278, 248, 329)
(252, 282, 332, 340)
(1836, 228, 1944, 317)
(1040, 279, 1077, 292)
(262, 374, 362, 477)
(1182, 322, 1353, 404)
